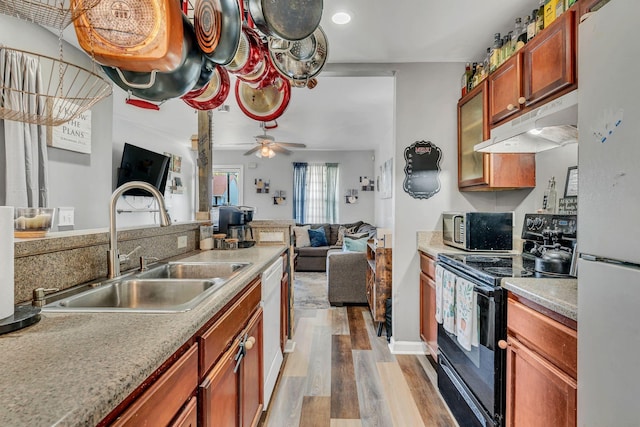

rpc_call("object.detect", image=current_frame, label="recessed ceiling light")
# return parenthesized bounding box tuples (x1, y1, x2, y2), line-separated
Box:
(332, 12, 351, 25)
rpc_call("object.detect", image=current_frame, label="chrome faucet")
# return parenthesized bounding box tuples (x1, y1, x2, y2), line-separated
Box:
(108, 181, 171, 279)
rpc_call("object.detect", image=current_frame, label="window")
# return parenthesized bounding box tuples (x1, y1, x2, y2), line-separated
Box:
(293, 162, 339, 223)
(213, 166, 243, 206)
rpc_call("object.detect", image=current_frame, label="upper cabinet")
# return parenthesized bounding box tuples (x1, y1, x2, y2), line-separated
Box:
(489, 9, 577, 126)
(458, 80, 535, 191)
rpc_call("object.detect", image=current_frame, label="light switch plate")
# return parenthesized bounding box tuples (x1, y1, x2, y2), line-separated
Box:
(58, 207, 74, 226)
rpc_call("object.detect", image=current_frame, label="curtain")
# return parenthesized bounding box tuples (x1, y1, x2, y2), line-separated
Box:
(292, 162, 307, 223)
(306, 163, 326, 223)
(0, 48, 49, 207)
(325, 163, 339, 223)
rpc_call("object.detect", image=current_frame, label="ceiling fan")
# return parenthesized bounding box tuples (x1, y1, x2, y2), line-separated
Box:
(244, 124, 307, 158)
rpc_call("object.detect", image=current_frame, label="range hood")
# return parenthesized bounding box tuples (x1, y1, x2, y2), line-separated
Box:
(474, 90, 578, 153)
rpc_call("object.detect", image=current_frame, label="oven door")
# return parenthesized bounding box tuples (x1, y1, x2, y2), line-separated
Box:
(437, 267, 505, 425)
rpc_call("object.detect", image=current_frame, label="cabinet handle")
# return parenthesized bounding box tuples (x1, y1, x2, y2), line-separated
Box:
(498, 339, 509, 350)
(518, 96, 526, 105)
(245, 336, 256, 350)
(507, 103, 516, 111)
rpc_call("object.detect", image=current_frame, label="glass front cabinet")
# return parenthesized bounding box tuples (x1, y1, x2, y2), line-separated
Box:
(457, 80, 535, 191)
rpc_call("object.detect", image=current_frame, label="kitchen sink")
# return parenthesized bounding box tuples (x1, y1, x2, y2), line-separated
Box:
(137, 261, 250, 280)
(41, 261, 252, 313)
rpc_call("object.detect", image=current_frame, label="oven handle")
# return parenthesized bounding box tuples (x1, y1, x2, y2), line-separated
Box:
(438, 263, 497, 298)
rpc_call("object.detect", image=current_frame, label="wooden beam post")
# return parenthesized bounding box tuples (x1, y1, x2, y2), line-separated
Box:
(196, 110, 212, 220)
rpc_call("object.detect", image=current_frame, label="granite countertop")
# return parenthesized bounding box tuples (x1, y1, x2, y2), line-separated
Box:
(0, 245, 286, 427)
(501, 278, 577, 322)
(416, 231, 576, 321)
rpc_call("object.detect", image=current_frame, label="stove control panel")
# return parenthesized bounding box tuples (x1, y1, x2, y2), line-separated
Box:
(522, 213, 577, 239)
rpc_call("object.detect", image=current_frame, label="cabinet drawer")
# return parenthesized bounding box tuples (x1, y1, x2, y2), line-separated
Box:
(112, 344, 199, 427)
(507, 297, 577, 379)
(170, 396, 197, 427)
(419, 252, 436, 279)
(199, 279, 261, 378)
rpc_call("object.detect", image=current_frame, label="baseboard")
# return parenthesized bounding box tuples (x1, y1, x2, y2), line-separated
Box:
(387, 338, 428, 355)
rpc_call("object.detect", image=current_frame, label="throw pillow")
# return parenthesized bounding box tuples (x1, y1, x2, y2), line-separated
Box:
(345, 232, 368, 240)
(308, 227, 328, 247)
(293, 225, 311, 247)
(343, 236, 368, 252)
(336, 224, 360, 246)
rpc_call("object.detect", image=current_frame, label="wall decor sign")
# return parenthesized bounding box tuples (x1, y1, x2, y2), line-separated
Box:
(255, 178, 270, 193)
(380, 158, 392, 199)
(403, 140, 442, 199)
(273, 190, 286, 205)
(345, 189, 359, 204)
(47, 108, 91, 154)
(360, 176, 374, 191)
(564, 166, 578, 197)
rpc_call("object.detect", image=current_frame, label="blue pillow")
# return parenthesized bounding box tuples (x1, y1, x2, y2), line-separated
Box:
(308, 227, 328, 247)
(343, 236, 368, 252)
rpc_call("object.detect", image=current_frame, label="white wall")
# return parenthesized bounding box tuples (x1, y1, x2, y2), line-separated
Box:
(213, 150, 375, 224)
(0, 15, 114, 230)
(389, 62, 578, 345)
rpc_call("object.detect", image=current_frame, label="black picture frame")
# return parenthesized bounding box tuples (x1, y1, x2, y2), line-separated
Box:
(564, 166, 578, 197)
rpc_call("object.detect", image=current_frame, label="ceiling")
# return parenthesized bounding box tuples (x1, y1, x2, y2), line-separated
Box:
(111, 0, 535, 152)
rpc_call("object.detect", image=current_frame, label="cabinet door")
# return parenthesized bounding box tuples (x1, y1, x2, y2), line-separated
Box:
(241, 308, 264, 427)
(505, 336, 577, 427)
(458, 81, 490, 187)
(489, 54, 523, 124)
(419, 272, 438, 357)
(169, 397, 197, 427)
(522, 10, 576, 107)
(200, 339, 240, 427)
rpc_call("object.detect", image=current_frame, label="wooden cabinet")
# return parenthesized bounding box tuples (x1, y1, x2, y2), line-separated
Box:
(489, 10, 577, 126)
(366, 240, 392, 333)
(110, 344, 199, 427)
(240, 309, 263, 427)
(458, 80, 536, 191)
(419, 251, 437, 357)
(504, 295, 577, 427)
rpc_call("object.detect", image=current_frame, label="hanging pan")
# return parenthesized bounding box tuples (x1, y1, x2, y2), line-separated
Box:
(182, 66, 231, 110)
(102, 14, 203, 102)
(248, 0, 323, 41)
(194, 0, 242, 65)
(73, 0, 184, 73)
(225, 27, 264, 77)
(268, 25, 328, 86)
(235, 75, 291, 121)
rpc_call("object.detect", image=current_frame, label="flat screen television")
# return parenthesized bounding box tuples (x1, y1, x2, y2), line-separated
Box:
(116, 143, 171, 196)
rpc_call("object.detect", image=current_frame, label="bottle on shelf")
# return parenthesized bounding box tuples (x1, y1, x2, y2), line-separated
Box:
(501, 33, 513, 64)
(468, 62, 477, 92)
(471, 64, 484, 89)
(555, 0, 566, 19)
(514, 16, 528, 52)
(489, 33, 502, 73)
(536, 0, 546, 35)
(461, 62, 471, 96)
(542, 176, 558, 214)
(527, 9, 538, 41)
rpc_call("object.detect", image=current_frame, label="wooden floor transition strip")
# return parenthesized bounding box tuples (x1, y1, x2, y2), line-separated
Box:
(330, 334, 361, 419)
(397, 355, 457, 427)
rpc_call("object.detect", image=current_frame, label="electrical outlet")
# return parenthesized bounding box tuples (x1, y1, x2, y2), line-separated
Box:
(177, 235, 187, 248)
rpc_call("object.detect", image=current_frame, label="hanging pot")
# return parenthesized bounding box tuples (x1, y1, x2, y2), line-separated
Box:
(248, 0, 323, 41)
(194, 0, 242, 65)
(73, 0, 184, 73)
(183, 58, 217, 99)
(268, 25, 328, 85)
(182, 66, 231, 110)
(235, 75, 290, 121)
(226, 27, 264, 77)
(102, 15, 203, 102)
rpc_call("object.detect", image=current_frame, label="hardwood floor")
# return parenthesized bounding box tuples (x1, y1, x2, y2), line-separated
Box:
(262, 306, 457, 427)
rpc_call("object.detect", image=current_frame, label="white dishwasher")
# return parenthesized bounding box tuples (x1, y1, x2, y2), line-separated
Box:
(262, 257, 283, 408)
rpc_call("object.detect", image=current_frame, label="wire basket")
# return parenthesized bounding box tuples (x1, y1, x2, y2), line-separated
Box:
(0, 47, 112, 126)
(0, 0, 101, 30)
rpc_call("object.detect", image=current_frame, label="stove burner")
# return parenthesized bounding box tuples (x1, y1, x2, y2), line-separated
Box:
(484, 267, 534, 277)
(464, 256, 503, 263)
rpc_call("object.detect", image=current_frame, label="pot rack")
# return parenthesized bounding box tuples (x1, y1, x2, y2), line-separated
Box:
(0, 0, 100, 30)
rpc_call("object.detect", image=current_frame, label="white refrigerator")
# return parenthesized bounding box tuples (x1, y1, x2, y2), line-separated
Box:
(578, 0, 640, 425)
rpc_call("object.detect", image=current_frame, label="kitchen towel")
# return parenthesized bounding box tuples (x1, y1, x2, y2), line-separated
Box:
(435, 264, 444, 324)
(456, 276, 478, 351)
(0, 206, 14, 319)
(442, 269, 456, 334)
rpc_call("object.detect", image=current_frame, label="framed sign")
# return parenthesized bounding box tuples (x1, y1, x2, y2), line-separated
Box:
(47, 109, 91, 153)
(564, 166, 578, 197)
(403, 140, 442, 199)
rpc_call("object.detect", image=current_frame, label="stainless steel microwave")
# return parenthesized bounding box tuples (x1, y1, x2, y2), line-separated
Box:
(442, 212, 513, 251)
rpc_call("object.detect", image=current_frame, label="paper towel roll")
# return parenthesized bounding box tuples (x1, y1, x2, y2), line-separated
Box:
(0, 206, 14, 319)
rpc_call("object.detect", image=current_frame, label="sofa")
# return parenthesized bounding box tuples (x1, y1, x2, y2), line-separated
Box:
(293, 221, 375, 272)
(326, 249, 368, 305)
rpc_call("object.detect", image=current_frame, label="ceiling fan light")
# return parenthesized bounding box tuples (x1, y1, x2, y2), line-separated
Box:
(267, 148, 276, 158)
(261, 146, 271, 156)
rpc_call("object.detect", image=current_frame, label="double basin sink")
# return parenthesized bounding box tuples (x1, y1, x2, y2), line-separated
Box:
(42, 261, 251, 313)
